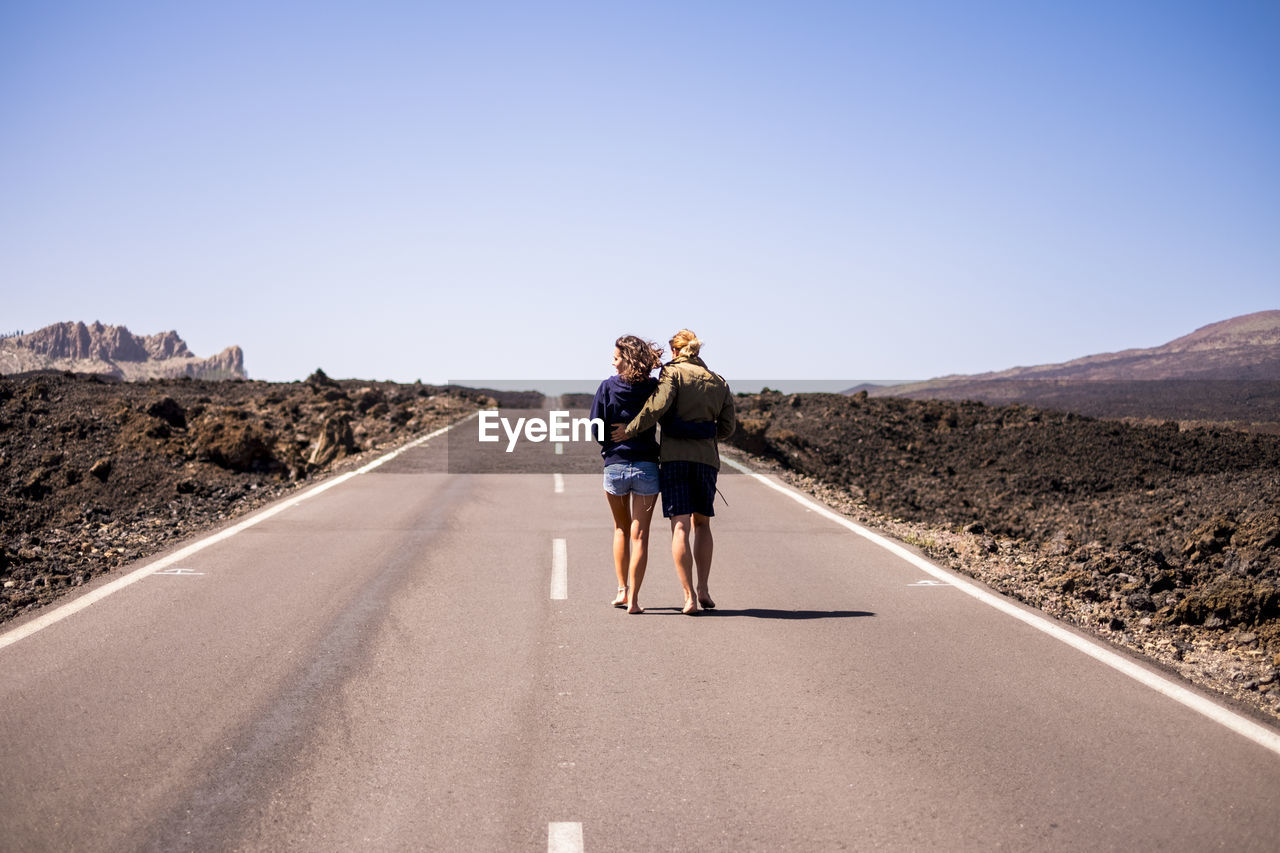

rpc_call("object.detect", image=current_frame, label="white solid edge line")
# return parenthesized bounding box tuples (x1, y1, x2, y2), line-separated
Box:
(721, 454, 1280, 759)
(551, 538, 568, 600)
(548, 822, 584, 853)
(0, 413, 479, 653)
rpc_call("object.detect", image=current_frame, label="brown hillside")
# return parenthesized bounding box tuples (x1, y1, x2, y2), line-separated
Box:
(870, 311, 1280, 427)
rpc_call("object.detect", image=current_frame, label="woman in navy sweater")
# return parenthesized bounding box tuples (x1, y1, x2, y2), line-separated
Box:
(589, 335, 664, 613)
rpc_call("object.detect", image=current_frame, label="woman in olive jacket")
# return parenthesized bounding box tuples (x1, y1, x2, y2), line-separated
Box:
(611, 329, 735, 615)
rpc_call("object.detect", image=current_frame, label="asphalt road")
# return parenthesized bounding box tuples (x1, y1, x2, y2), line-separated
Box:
(2, 415, 1279, 851)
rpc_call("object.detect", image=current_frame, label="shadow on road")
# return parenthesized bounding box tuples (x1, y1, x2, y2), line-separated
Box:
(637, 608, 876, 619)
(707, 608, 876, 620)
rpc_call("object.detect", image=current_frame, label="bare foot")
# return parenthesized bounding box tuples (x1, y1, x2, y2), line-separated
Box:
(681, 598, 699, 615)
(697, 592, 716, 610)
(627, 601, 644, 614)
(612, 586, 628, 607)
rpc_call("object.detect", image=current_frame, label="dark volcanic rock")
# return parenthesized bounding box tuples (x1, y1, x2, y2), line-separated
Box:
(727, 390, 1280, 719)
(0, 374, 483, 624)
(145, 396, 187, 429)
(307, 368, 341, 388)
(194, 416, 277, 473)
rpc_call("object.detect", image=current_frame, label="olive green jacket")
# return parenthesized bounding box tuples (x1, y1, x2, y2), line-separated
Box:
(623, 355, 736, 468)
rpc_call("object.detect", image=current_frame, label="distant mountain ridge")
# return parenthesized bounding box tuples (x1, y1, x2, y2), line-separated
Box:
(864, 311, 1280, 391)
(954, 310, 1280, 382)
(0, 321, 246, 381)
(860, 311, 1280, 428)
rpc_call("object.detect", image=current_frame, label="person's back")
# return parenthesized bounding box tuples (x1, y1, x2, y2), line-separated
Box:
(650, 355, 735, 468)
(592, 335, 665, 614)
(590, 374, 659, 466)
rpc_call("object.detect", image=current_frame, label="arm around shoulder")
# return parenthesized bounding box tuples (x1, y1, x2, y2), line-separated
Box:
(623, 370, 676, 437)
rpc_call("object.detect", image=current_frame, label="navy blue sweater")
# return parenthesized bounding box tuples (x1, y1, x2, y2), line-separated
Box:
(589, 374, 660, 466)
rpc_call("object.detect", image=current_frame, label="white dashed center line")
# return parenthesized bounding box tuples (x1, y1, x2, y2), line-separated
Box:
(551, 538, 568, 600)
(548, 822, 583, 853)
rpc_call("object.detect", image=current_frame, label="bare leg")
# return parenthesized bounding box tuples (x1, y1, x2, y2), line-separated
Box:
(627, 493, 658, 613)
(692, 513, 715, 608)
(670, 514, 698, 614)
(605, 493, 632, 605)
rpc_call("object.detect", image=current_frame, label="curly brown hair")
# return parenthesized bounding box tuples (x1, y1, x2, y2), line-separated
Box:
(615, 335, 664, 383)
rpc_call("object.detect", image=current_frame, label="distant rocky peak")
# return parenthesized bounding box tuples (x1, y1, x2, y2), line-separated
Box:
(4, 321, 246, 381)
(198, 345, 246, 380)
(142, 330, 193, 360)
(21, 321, 154, 363)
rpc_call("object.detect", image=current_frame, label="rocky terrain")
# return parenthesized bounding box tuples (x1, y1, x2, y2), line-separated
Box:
(0, 321, 246, 381)
(0, 370, 489, 621)
(729, 390, 1280, 721)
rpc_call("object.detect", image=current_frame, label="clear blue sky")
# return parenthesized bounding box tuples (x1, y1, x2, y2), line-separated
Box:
(2, 1, 1277, 384)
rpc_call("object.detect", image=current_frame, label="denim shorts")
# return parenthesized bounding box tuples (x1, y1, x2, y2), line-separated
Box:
(603, 461, 660, 496)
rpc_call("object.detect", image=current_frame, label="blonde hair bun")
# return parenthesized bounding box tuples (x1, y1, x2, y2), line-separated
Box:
(671, 328, 701, 358)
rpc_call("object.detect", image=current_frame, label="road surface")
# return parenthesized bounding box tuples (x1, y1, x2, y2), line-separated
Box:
(2, 414, 1279, 851)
